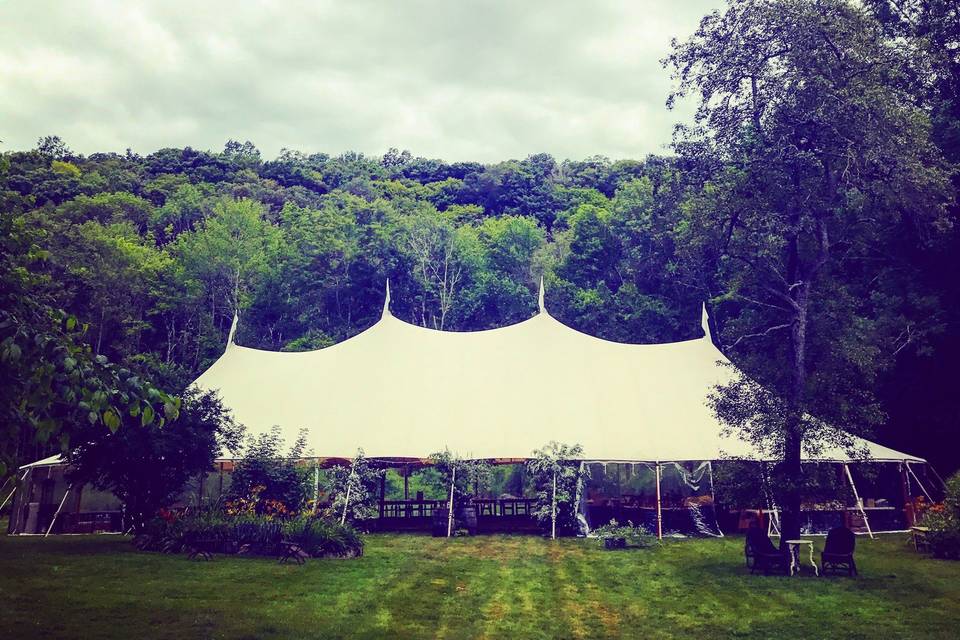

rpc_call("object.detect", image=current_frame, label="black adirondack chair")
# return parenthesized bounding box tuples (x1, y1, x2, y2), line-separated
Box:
(745, 526, 789, 574)
(821, 526, 857, 576)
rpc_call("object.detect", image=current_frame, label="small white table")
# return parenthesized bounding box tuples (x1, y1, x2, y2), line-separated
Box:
(785, 539, 819, 576)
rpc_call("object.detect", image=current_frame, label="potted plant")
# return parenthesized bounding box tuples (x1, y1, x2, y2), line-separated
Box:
(593, 519, 653, 550)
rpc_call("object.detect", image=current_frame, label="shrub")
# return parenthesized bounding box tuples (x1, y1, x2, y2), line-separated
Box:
(227, 427, 312, 515)
(920, 471, 960, 560)
(592, 519, 655, 549)
(283, 515, 363, 557)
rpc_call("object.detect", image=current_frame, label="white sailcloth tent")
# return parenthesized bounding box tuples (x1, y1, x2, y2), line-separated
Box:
(192, 280, 922, 465)
(10, 281, 934, 537)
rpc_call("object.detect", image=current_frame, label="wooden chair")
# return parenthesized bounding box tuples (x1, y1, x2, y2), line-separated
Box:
(745, 526, 789, 574)
(821, 526, 857, 576)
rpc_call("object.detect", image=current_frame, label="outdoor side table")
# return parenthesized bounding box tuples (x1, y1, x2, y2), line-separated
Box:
(784, 539, 819, 576)
(910, 526, 930, 552)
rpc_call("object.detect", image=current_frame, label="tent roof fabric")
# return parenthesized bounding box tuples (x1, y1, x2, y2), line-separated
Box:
(190, 293, 923, 464)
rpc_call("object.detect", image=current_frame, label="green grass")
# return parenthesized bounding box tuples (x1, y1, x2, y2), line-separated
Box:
(1, 533, 958, 639)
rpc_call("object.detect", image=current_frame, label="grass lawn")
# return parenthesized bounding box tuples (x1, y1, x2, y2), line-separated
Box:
(1, 533, 958, 639)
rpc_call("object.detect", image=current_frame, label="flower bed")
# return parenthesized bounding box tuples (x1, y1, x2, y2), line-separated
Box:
(134, 510, 363, 559)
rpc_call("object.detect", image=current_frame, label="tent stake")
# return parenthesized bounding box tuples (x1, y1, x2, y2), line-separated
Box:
(655, 461, 663, 541)
(45, 484, 73, 537)
(446, 464, 456, 538)
(844, 464, 874, 539)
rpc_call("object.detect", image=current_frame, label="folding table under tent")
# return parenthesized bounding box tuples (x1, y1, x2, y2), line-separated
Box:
(8, 281, 935, 537)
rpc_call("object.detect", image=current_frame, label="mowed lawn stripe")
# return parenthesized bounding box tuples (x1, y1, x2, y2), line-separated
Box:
(2, 534, 960, 639)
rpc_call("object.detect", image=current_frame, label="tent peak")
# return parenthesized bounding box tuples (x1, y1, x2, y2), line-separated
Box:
(382, 279, 392, 319)
(701, 303, 711, 342)
(538, 276, 546, 314)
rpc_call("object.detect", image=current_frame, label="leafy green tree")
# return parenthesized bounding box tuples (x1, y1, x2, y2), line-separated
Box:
(227, 426, 311, 514)
(526, 442, 587, 538)
(327, 449, 385, 524)
(174, 198, 282, 345)
(68, 388, 242, 532)
(0, 213, 179, 479)
(401, 207, 483, 330)
(665, 0, 954, 541)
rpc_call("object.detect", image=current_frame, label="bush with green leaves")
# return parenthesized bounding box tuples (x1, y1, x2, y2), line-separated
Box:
(227, 426, 312, 515)
(68, 387, 241, 532)
(592, 519, 655, 548)
(136, 509, 363, 558)
(526, 441, 588, 538)
(326, 449, 385, 525)
(426, 449, 491, 510)
(283, 515, 363, 557)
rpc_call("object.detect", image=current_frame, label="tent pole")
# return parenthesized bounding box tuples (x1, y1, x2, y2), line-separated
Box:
(15, 468, 32, 534)
(45, 483, 73, 538)
(905, 462, 933, 503)
(707, 461, 723, 537)
(926, 463, 948, 491)
(551, 469, 557, 540)
(899, 463, 915, 527)
(0, 487, 15, 513)
(655, 461, 663, 541)
(844, 464, 874, 539)
(340, 464, 355, 525)
(446, 465, 456, 538)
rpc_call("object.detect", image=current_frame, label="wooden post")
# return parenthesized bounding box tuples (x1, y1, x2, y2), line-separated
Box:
(655, 462, 663, 541)
(447, 465, 456, 538)
(313, 462, 320, 509)
(551, 469, 557, 540)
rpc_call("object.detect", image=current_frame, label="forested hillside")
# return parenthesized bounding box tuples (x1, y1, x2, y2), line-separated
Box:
(2, 141, 706, 369)
(2, 125, 958, 476)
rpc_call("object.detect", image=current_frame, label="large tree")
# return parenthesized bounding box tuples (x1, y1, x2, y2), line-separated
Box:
(665, 0, 954, 541)
(69, 388, 242, 531)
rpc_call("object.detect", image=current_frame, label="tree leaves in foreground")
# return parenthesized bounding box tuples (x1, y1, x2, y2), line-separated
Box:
(0, 212, 180, 479)
(67, 388, 242, 532)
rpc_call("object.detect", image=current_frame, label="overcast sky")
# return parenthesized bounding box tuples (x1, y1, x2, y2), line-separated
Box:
(0, 0, 722, 162)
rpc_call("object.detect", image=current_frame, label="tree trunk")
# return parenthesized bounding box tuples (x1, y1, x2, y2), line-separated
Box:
(780, 283, 809, 546)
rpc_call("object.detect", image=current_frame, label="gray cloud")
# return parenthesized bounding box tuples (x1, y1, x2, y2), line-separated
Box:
(0, 0, 722, 162)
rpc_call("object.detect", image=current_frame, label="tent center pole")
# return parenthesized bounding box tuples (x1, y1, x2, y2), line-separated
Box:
(447, 465, 456, 538)
(45, 483, 73, 538)
(551, 469, 557, 540)
(655, 461, 663, 541)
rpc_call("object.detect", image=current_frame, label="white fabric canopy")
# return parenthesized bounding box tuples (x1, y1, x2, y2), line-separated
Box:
(191, 287, 922, 463)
